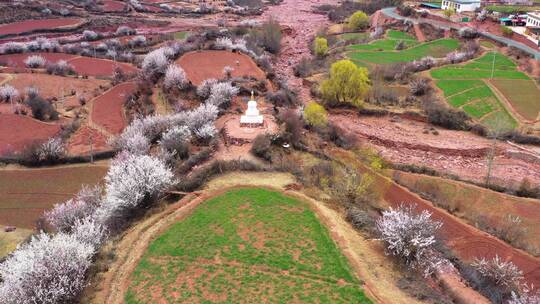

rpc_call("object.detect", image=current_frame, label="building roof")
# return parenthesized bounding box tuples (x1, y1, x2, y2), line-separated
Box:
(528, 11, 540, 19)
(420, 2, 442, 8)
(446, 0, 481, 3)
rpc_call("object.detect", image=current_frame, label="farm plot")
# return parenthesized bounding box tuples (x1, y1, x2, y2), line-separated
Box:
(6, 73, 108, 102)
(489, 79, 540, 121)
(431, 52, 536, 129)
(0, 164, 107, 257)
(126, 188, 371, 303)
(0, 114, 61, 156)
(393, 171, 540, 256)
(101, 0, 126, 12)
(0, 18, 84, 36)
(0, 53, 138, 77)
(176, 50, 266, 86)
(348, 30, 419, 51)
(91, 82, 136, 135)
(67, 57, 138, 77)
(347, 38, 459, 65)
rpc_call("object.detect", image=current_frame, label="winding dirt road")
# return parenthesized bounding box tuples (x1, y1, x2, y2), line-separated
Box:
(261, 0, 336, 101)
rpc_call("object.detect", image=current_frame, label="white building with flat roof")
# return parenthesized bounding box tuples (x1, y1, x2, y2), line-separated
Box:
(526, 12, 540, 29)
(441, 0, 481, 13)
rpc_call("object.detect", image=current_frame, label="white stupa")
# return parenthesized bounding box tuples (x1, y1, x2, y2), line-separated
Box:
(240, 91, 264, 127)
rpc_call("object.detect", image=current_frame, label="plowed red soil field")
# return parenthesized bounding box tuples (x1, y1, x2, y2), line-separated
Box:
(383, 185, 540, 287)
(0, 114, 61, 156)
(0, 53, 138, 77)
(0, 52, 78, 67)
(68, 57, 138, 77)
(0, 18, 83, 36)
(91, 82, 136, 135)
(7, 73, 108, 101)
(0, 164, 107, 229)
(176, 50, 266, 86)
(332, 149, 540, 289)
(67, 126, 111, 156)
(102, 0, 126, 11)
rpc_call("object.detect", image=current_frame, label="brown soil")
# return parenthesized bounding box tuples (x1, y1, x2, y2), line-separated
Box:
(0, 53, 79, 68)
(332, 149, 540, 289)
(176, 50, 266, 86)
(6, 73, 108, 103)
(67, 57, 138, 77)
(0, 113, 61, 155)
(330, 113, 540, 189)
(0, 53, 138, 77)
(101, 0, 126, 12)
(393, 171, 540, 255)
(0, 18, 83, 36)
(90, 82, 136, 135)
(0, 163, 108, 229)
(413, 23, 426, 42)
(259, 0, 336, 101)
(66, 126, 111, 156)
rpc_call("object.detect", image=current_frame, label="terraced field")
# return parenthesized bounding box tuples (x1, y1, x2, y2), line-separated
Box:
(431, 52, 537, 129)
(347, 32, 459, 66)
(126, 188, 371, 303)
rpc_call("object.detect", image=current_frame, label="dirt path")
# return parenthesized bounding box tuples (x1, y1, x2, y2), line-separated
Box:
(413, 23, 426, 42)
(84, 172, 426, 304)
(259, 0, 336, 101)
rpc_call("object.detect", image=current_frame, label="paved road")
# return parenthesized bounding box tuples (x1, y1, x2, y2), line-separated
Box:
(381, 7, 540, 59)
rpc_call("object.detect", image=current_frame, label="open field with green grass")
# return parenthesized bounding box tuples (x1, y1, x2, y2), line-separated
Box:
(348, 38, 459, 65)
(348, 30, 418, 51)
(173, 31, 189, 40)
(430, 52, 539, 129)
(338, 32, 368, 41)
(126, 188, 371, 303)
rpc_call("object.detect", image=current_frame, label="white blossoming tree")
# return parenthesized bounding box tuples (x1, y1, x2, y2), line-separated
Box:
(206, 82, 239, 108)
(376, 204, 442, 274)
(141, 48, 169, 80)
(24, 55, 46, 68)
(45, 185, 103, 232)
(197, 78, 218, 99)
(472, 255, 524, 290)
(0, 232, 96, 304)
(159, 125, 192, 155)
(163, 64, 189, 91)
(96, 153, 175, 228)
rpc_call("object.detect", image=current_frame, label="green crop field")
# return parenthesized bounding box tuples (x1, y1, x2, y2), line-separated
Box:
(348, 38, 459, 65)
(339, 32, 369, 41)
(126, 188, 371, 303)
(430, 52, 538, 130)
(348, 30, 418, 51)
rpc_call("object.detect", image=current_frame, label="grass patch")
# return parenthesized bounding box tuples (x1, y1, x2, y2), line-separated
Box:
(431, 67, 528, 79)
(127, 188, 371, 303)
(173, 31, 189, 40)
(348, 38, 459, 64)
(386, 30, 417, 41)
(447, 85, 494, 107)
(435, 79, 484, 97)
(463, 99, 495, 118)
(431, 51, 533, 130)
(339, 32, 368, 41)
(481, 110, 517, 130)
(480, 40, 496, 49)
